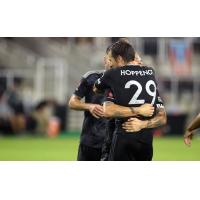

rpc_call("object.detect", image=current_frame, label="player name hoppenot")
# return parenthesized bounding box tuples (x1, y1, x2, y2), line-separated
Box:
(120, 69, 153, 76)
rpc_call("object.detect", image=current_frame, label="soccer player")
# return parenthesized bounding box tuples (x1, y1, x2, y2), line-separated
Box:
(68, 46, 154, 161)
(103, 57, 166, 133)
(68, 69, 106, 161)
(184, 113, 200, 146)
(103, 52, 165, 132)
(94, 40, 167, 161)
(100, 50, 166, 160)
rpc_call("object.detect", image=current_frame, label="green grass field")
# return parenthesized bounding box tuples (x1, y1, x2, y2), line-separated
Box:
(0, 132, 200, 160)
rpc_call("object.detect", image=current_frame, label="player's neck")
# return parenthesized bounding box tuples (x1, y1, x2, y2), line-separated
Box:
(126, 61, 137, 66)
(126, 60, 144, 67)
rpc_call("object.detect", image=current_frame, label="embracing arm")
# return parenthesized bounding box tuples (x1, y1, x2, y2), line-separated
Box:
(103, 102, 155, 118)
(143, 107, 167, 129)
(68, 95, 104, 118)
(122, 107, 167, 132)
(68, 95, 92, 111)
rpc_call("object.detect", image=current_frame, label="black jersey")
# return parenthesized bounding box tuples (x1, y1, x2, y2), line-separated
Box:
(94, 65, 164, 144)
(74, 70, 107, 148)
(100, 118, 115, 160)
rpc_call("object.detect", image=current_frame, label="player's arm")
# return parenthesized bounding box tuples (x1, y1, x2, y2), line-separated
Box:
(68, 95, 92, 111)
(68, 95, 104, 118)
(68, 76, 104, 119)
(122, 107, 167, 132)
(103, 101, 155, 118)
(141, 89, 167, 128)
(184, 113, 200, 146)
(143, 107, 167, 129)
(122, 92, 167, 132)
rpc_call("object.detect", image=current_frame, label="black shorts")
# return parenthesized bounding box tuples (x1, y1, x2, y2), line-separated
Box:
(108, 133, 153, 161)
(77, 144, 102, 161)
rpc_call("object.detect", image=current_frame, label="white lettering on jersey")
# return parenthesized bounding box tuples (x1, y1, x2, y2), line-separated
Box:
(120, 69, 153, 76)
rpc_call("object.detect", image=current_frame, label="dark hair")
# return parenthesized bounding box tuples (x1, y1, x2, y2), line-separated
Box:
(118, 37, 130, 44)
(110, 40, 135, 62)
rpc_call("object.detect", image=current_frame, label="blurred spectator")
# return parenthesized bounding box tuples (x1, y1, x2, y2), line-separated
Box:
(31, 101, 50, 135)
(0, 87, 25, 135)
(6, 78, 25, 115)
(0, 87, 14, 134)
(30, 100, 56, 136)
(54, 102, 67, 131)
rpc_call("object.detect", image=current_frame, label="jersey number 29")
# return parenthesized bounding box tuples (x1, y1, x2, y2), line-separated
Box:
(125, 80, 156, 105)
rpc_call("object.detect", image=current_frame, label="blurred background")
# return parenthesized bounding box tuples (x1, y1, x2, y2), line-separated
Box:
(0, 37, 200, 160)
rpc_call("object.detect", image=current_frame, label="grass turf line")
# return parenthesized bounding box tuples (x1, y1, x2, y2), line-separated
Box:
(0, 133, 200, 160)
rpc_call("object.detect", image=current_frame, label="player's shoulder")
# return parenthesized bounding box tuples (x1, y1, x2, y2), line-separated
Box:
(105, 67, 119, 74)
(102, 68, 120, 79)
(82, 70, 105, 79)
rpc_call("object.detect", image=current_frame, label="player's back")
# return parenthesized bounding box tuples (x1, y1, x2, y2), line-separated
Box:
(108, 65, 157, 108)
(103, 65, 158, 143)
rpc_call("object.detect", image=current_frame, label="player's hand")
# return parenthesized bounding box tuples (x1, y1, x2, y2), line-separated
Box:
(89, 104, 104, 118)
(122, 118, 147, 133)
(137, 104, 154, 117)
(184, 130, 193, 147)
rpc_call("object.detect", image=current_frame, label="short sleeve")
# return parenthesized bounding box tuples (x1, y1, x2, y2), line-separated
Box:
(155, 90, 164, 108)
(74, 77, 88, 98)
(94, 70, 111, 92)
